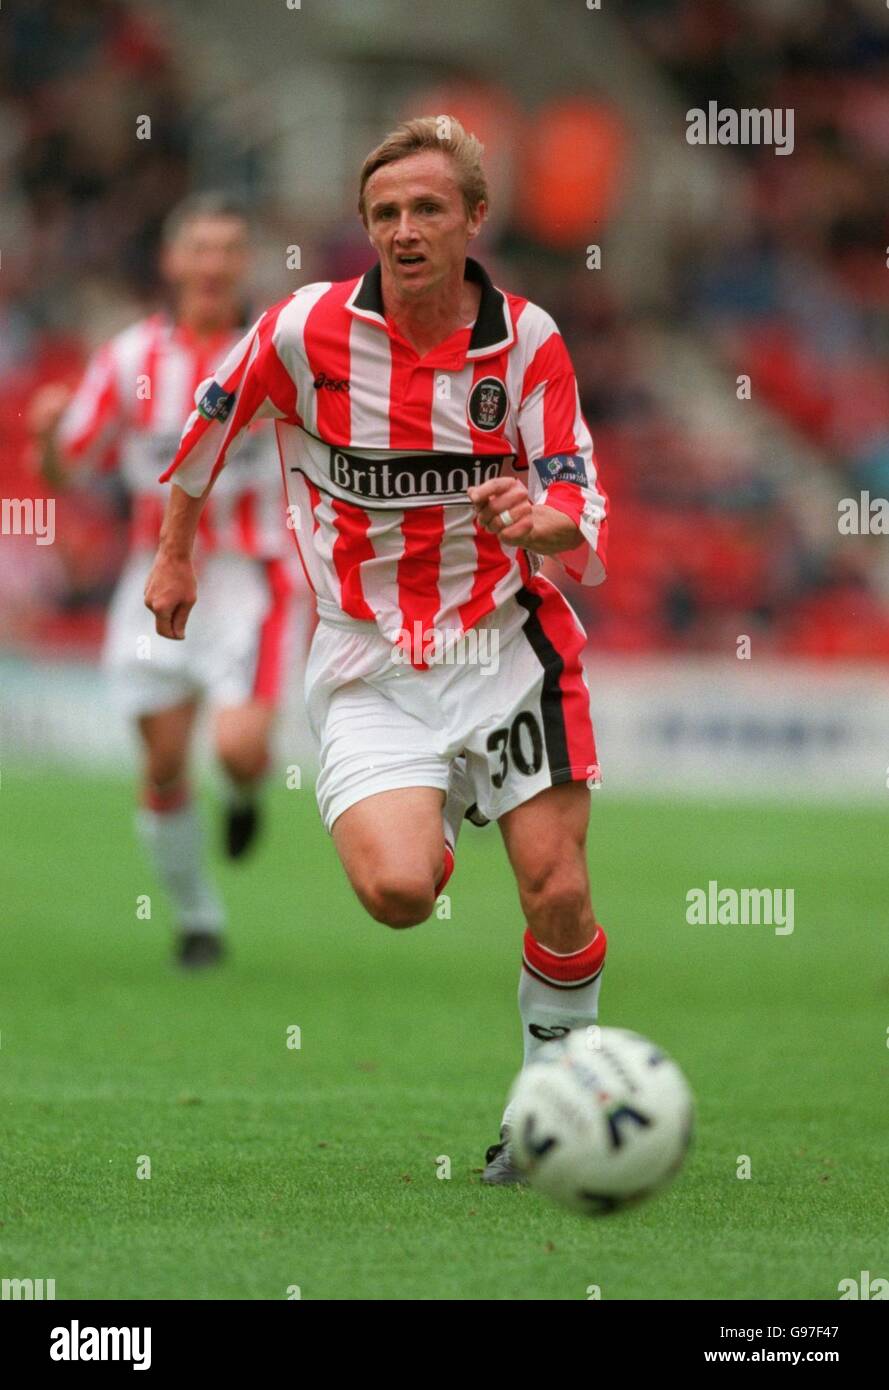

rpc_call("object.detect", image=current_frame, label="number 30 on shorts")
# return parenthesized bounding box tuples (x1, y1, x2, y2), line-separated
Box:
(486, 712, 544, 789)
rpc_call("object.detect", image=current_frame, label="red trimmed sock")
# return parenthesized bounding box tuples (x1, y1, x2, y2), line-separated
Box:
(434, 842, 455, 897)
(514, 925, 608, 1082)
(142, 779, 190, 815)
(522, 925, 608, 989)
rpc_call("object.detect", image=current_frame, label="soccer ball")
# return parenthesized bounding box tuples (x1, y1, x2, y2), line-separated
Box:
(507, 1027, 694, 1214)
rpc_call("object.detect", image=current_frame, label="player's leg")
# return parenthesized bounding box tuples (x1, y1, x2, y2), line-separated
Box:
(213, 698, 275, 859)
(332, 786, 449, 928)
(135, 699, 227, 966)
(105, 553, 227, 967)
(310, 639, 455, 926)
(481, 782, 606, 1184)
(500, 780, 606, 1054)
(453, 579, 608, 1180)
(207, 554, 293, 858)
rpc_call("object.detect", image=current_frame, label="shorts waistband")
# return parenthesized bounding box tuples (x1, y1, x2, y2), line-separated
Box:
(314, 596, 380, 634)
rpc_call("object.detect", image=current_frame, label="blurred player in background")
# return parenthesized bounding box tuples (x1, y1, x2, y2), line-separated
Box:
(29, 194, 296, 968)
(145, 119, 610, 1177)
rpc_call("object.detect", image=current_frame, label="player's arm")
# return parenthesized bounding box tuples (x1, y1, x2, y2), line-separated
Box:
(27, 343, 124, 488)
(143, 483, 208, 641)
(470, 321, 608, 583)
(146, 301, 297, 640)
(27, 384, 74, 486)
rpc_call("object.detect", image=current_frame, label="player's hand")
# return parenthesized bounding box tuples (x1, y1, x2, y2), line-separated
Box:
(468, 477, 534, 545)
(27, 383, 72, 441)
(144, 552, 197, 641)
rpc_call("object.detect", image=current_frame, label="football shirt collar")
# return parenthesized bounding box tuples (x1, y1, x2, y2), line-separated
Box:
(346, 256, 515, 361)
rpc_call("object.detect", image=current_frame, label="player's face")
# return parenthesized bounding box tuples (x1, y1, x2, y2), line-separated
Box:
(364, 150, 485, 297)
(163, 216, 251, 319)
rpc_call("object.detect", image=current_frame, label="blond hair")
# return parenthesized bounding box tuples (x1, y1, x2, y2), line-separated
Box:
(358, 115, 488, 222)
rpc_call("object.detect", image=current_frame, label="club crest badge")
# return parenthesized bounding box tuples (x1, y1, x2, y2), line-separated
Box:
(468, 376, 508, 432)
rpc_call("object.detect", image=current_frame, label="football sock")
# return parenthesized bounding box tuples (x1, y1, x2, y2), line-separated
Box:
(502, 926, 608, 1131)
(136, 781, 225, 935)
(434, 842, 455, 897)
(220, 757, 268, 809)
(436, 755, 473, 897)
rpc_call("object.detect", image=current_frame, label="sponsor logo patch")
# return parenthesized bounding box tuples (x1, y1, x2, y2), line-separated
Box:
(533, 453, 588, 488)
(468, 376, 509, 431)
(197, 381, 236, 423)
(322, 448, 513, 503)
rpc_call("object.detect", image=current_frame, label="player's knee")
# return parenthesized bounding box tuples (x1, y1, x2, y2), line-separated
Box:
(145, 751, 187, 787)
(522, 865, 590, 941)
(216, 739, 268, 784)
(361, 872, 436, 929)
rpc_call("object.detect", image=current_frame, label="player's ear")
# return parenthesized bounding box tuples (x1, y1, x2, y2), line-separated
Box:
(466, 201, 487, 241)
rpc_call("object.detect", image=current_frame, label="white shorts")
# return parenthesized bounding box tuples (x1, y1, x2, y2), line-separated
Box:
(103, 551, 294, 719)
(306, 576, 600, 832)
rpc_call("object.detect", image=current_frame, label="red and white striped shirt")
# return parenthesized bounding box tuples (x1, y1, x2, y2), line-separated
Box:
(58, 313, 289, 558)
(161, 258, 608, 643)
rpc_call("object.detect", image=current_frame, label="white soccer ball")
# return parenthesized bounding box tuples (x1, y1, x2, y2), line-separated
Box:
(507, 1026, 694, 1214)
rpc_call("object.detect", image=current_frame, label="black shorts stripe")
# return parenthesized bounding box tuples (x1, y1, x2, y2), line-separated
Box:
(515, 585, 571, 781)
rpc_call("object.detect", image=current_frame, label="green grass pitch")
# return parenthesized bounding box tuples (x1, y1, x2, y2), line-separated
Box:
(1, 769, 886, 1300)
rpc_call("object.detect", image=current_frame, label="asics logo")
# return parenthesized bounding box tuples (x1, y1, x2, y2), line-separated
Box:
(313, 373, 351, 392)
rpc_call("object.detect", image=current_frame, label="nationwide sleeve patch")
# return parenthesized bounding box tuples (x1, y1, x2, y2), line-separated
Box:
(533, 453, 588, 488)
(197, 381, 236, 423)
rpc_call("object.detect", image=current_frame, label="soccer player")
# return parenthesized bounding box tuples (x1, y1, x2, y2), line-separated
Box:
(30, 193, 296, 968)
(145, 119, 610, 1177)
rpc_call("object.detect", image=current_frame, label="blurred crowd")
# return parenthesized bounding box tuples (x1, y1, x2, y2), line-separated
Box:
(2, 0, 888, 659)
(0, 1, 190, 646)
(614, 0, 889, 658)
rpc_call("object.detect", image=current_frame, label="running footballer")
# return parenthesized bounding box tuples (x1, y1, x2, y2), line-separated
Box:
(145, 118, 610, 1180)
(31, 194, 296, 969)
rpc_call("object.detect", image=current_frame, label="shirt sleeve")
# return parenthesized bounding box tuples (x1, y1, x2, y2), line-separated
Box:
(56, 342, 124, 472)
(159, 298, 299, 498)
(516, 322, 608, 586)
